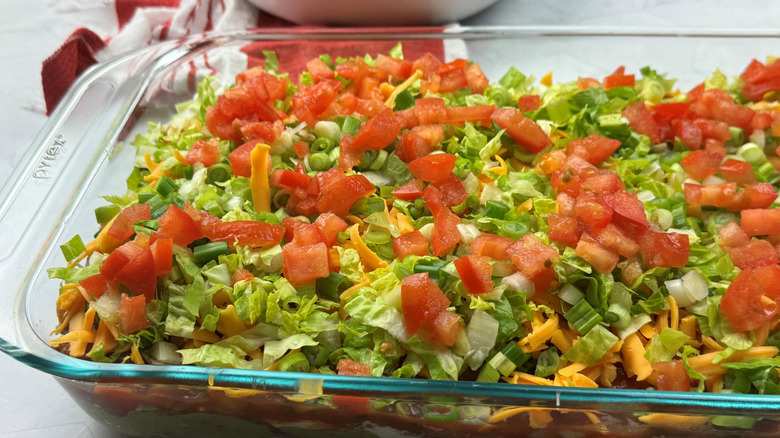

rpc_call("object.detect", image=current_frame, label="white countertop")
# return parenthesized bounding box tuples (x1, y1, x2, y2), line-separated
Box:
(1, 1, 778, 436)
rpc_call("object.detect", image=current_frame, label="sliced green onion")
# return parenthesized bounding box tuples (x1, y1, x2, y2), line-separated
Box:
(564, 299, 603, 335)
(363, 229, 392, 245)
(301, 345, 330, 368)
(652, 208, 673, 230)
(309, 152, 332, 171)
(155, 176, 177, 197)
(756, 161, 776, 182)
(727, 126, 744, 147)
(316, 329, 342, 352)
(316, 271, 351, 300)
(707, 211, 736, 233)
(206, 163, 233, 184)
(368, 150, 389, 171)
(183, 165, 194, 179)
(278, 352, 310, 373)
(670, 202, 687, 228)
(484, 200, 509, 219)
(361, 150, 378, 168)
(95, 205, 120, 225)
(379, 186, 395, 198)
(501, 342, 531, 368)
(193, 241, 229, 265)
(490, 88, 511, 107)
(557, 284, 585, 305)
(313, 120, 341, 142)
(350, 197, 386, 216)
(137, 191, 157, 204)
(488, 351, 516, 377)
(604, 302, 631, 329)
(148, 195, 169, 220)
(476, 363, 501, 383)
(311, 137, 335, 153)
(501, 271, 535, 297)
(499, 221, 529, 239)
(738, 142, 766, 165)
(336, 231, 350, 244)
(341, 116, 361, 136)
(408, 206, 421, 218)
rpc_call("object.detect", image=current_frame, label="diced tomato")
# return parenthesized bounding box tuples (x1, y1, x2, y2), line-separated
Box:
(394, 108, 420, 130)
(597, 223, 640, 258)
(231, 268, 254, 285)
(683, 183, 736, 208)
(566, 134, 622, 165)
(207, 220, 286, 248)
(548, 214, 580, 247)
(313, 213, 348, 247)
(530, 267, 556, 292)
(557, 192, 576, 216)
(470, 234, 515, 260)
(506, 233, 559, 279)
(393, 231, 430, 259)
(407, 153, 456, 184)
(395, 132, 429, 163)
(653, 113, 674, 144)
(239, 120, 283, 143)
(185, 139, 220, 167)
(412, 52, 442, 79)
(741, 59, 769, 83)
(640, 231, 690, 268)
(434, 173, 468, 208)
(754, 265, 780, 298)
(429, 311, 461, 347)
(680, 150, 723, 180)
(575, 236, 619, 274)
(79, 273, 109, 299)
(575, 192, 613, 231)
(270, 169, 311, 191)
(465, 63, 489, 94)
(577, 77, 601, 89)
(623, 101, 661, 144)
(107, 203, 151, 242)
(653, 361, 691, 392)
(157, 204, 204, 247)
(117, 294, 150, 334)
(443, 105, 496, 126)
(727, 183, 778, 211)
(454, 255, 494, 295)
(315, 174, 375, 217)
(338, 108, 401, 169)
(742, 58, 780, 101)
(604, 190, 649, 229)
(282, 242, 329, 286)
(115, 247, 157, 302)
(719, 159, 756, 184)
(672, 119, 702, 150)
(730, 240, 779, 269)
(753, 111, 775, 131)
(581, 171, 621, 195)
(695, 89, 756, 131)
(401, 273, 451, 336)
(694, 119, 730, 142)
(415, 98, 447, 125)
(336, 359, 371, 376)
(306, 57, 335, 82)
(603, 66, 635, 89)
(439, 69, 468, 93)
(392, 179, 424, 201)
(490, 108, 551, 153)
(719, 221, 750, 252)
(376, 54, 413, 79)
(148, 238, 173, 276)
(517, 94, 542, 112)
(100, 241, 144, 280)
(412, 124, 446, 147)
(422, 185, 461, 256)
(228, 139, 263, 178)
(651, 102, 692, 121)
(721, 268, 778, 332)
(741, 209, 780, 236)
(687, 82, 705, 103)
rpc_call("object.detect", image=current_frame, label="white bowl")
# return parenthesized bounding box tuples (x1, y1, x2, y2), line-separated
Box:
(249, 0, 501, 26)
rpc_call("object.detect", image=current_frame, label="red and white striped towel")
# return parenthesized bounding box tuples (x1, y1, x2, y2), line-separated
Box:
(41, 0, 449, 115)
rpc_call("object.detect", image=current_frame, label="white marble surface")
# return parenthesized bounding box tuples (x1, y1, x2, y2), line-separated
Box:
(0, 1, 778, 436)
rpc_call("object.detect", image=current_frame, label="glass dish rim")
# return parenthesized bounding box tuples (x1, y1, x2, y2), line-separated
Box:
(5, 26, 780, 416)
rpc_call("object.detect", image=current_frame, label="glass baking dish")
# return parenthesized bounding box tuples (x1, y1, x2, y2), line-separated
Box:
(2, 27, 780, 437)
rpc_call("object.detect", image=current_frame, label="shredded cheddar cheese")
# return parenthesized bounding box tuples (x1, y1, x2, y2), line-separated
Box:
(384, 70, 423, 108)
(250, 142, 272, 213)
(348, 225, 388, 271)
(621, 333, 652, 381)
